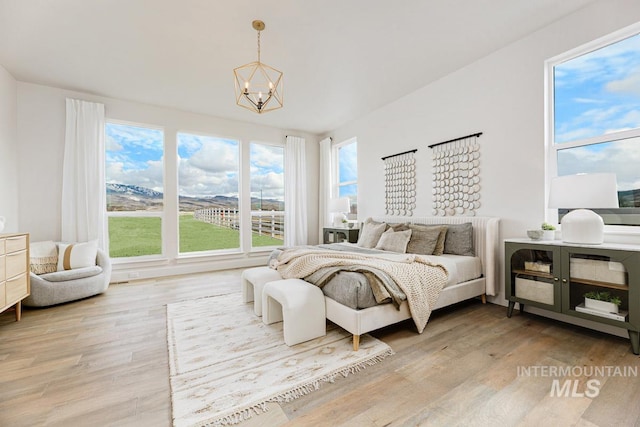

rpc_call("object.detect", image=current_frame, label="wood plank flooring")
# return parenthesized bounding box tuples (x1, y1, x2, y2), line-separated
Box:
(1, 269, 639, 427)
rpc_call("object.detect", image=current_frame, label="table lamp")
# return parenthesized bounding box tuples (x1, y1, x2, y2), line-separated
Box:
(329, 197, 351, 227)
(548, 173, 618, 245)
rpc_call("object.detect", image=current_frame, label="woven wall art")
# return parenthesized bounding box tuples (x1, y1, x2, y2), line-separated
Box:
(430, 133, 481, 216)
(383, 150, 417, 216)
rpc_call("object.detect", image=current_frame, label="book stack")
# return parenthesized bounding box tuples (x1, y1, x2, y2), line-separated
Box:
(575, 303, 628, 322)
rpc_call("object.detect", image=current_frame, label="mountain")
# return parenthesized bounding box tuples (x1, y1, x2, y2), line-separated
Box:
(106, 183, 283, 212)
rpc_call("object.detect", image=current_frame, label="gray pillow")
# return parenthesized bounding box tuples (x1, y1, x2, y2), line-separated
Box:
(441, 222, 474, 256)
(357, 219, 387, 248)
(406, 225, 447, 255)
(375, 228, 412, 253)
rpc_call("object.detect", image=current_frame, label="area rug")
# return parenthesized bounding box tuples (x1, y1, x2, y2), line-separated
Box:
(166, 292, 393, 427)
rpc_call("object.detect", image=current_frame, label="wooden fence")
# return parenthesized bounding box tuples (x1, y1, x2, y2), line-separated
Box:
(193, 208, 284, 240)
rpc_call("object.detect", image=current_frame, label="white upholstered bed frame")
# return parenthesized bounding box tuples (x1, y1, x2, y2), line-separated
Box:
(325, 216, 500, 350)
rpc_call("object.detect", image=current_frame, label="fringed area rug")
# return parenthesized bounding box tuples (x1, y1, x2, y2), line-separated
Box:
(167, 293, 393, 427)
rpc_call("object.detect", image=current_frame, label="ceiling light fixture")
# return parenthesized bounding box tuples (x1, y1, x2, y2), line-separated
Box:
(234, 20, 283, 114)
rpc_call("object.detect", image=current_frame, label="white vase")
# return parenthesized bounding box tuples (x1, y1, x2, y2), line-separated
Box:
(542, 230, 555, 240)
(585, 297, 619, 314)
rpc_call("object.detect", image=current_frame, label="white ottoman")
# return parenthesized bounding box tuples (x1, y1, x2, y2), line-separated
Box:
(262, 279, 326, 346)
(241, 266, 283, 316)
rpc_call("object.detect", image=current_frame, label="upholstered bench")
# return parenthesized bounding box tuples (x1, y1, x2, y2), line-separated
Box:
(262, 279, 326, 346)
(241, 266, 283, 316)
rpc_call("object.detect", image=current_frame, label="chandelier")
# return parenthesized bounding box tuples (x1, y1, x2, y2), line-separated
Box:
(234, 20, 283, 114)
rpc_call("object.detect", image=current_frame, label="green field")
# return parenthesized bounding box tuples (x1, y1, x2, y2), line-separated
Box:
(108, 215, 283, 258)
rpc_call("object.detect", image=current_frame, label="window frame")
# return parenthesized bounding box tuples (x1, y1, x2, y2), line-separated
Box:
(105, 119, 166, 261)
(332, 137, 358, 215)
(176, 130, 242, 255)
(545, 22, 640, 232)
(248, 140, 286, 251)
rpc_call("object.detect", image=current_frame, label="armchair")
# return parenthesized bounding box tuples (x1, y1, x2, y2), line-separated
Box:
(23, 248, 112, 307)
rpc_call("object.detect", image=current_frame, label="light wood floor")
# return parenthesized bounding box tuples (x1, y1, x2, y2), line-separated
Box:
(1, 269, 640, 427)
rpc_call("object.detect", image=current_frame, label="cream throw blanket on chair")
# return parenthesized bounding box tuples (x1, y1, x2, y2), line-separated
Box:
(273, 247, 448, 333)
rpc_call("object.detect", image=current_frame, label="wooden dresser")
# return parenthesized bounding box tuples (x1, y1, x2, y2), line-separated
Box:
(0, 233, 30, 321)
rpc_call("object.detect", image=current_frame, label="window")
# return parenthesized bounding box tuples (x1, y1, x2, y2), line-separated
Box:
(334, 138, 358, 216)
(547, 26, 640, 226)
(105, 122, 164, 258)
(250, 142, 285, 248)
(177, 132, 240, 253)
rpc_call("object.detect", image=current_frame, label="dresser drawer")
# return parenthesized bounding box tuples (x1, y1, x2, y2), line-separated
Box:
(6, 250, 27, 279)
(0, 255, 5, 280)
(6, 273, 28, 304)
(0, 239, 5, 256)
(5, 235, 27, 253)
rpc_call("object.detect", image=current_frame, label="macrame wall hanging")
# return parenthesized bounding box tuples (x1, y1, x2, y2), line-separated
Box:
(429, 132, 482, 216)
(382, 149, 417, 216)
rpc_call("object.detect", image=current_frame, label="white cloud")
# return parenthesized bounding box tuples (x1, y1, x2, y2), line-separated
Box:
(606, 68, 640, 96)
(558, 137, 640, 191)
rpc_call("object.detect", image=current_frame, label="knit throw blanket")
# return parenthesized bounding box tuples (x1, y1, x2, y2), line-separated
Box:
(273, 247, 448, 333)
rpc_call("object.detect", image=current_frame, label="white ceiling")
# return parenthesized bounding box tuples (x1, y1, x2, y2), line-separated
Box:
(0, 0, 597, 135)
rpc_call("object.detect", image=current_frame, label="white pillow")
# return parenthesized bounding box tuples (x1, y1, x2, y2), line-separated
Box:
(357, 220, 387, 248)
(57, 240, 98, 271)
(30, 240, 58, 275)
(375, 228, 412, 253)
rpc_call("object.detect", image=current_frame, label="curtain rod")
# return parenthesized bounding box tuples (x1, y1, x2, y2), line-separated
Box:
(428, 132, 482, 149)
(381, 149, 417, 161)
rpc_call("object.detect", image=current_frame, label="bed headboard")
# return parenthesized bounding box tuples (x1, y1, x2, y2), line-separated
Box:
(370, 216, 501, 296)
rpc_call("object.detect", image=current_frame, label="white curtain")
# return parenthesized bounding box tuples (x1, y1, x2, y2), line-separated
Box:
(284, 135, 307, 246)
(61, 98, 107, 249)
(318, 137, 332, 242)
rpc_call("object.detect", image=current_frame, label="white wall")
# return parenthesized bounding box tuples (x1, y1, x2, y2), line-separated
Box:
(0, 65, 19, 233)
(16, 82, 319, 279)
(329, 0, 640, 306)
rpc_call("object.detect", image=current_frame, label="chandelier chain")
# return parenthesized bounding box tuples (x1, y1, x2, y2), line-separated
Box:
(257, 30, 261, 62)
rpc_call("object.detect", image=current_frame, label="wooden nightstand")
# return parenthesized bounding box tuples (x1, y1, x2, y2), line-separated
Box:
(323, 227, 359, 244)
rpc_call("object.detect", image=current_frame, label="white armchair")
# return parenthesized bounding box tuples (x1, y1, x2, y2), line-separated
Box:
(24, 248, 112, 307)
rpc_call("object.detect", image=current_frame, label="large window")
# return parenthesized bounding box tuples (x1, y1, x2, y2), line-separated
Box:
(250, 142, 285, 248)
(334, 138, 358, 216)
(548, 27, 640, 226)
(177, 132, 240, 253)
(105, 122, 164, 258)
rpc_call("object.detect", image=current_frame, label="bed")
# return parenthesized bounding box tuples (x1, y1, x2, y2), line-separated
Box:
(272, 216, 500, 350)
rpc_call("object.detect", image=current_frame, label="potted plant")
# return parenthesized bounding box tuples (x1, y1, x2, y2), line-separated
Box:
(541, 222, 556, 240)
(584, 291, 622, 314)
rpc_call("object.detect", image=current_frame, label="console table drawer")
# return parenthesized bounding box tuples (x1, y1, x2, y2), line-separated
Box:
(6, 250, 27, 279)
(5, 235, 27, 253)
(0, 282, 5, 307)
(6, 273, 28, 304)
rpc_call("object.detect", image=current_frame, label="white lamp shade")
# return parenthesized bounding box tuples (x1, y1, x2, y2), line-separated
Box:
(548, 173, 619, 209)
(328, 197, 350, 213)
(548, 173, 618, 245)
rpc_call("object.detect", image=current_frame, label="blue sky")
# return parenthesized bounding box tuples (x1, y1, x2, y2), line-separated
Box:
(338, 142, 357, 200)
(554, 31, 640, 192)
(106, 124, 284, 201)
(554, 32, 640, 142)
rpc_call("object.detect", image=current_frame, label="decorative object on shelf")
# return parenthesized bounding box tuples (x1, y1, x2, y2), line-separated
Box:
(429, 132, 482, 217)
(527, 229, 543, 240)
(583, 291, 621, 313)
(382, 149, 417, 216)
(524, 261, 551, 273)
(548, 173, 619, 245)
(233, 20, 283, 114)
(0, 216, 4, 233)
(329, 197, 351, 227)
(541, 222, 556, 240)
